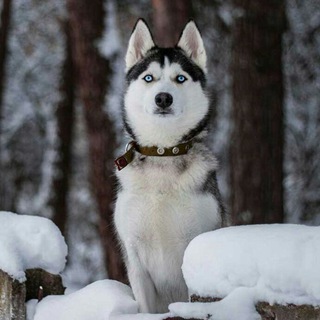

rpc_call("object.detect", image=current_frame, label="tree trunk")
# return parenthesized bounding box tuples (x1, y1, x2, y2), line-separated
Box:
(152, 0, 192, 47)
(0, 0, 12, 210)
(66, 0, 127, 283)
(0, 0, 11, 121)
(50, 20, 75, 237)
(230, 0, 285, 224)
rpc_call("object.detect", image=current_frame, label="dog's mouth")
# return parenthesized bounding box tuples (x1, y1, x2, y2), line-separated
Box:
(154, 108, 174, 116)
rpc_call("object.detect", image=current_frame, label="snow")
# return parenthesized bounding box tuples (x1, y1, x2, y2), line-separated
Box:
(33, 280, 136, 320)
(170, 288, 259, 320)
(169, 224, 320, 320)
(31, 280, 167, 320)
(29, 223, 317, 320)
(0, 211, 67, 282)
(2, 213, 320, 320)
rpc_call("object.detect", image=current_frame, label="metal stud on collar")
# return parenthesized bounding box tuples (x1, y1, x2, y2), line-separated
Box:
(157, 147, 165, 155)
(172, 147, 179, 154)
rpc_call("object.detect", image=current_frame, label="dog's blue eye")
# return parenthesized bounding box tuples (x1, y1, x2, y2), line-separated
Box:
(143, 75, 153, 83)
(176, 75, 187, 83)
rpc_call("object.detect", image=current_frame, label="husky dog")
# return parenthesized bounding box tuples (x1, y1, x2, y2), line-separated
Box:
(114, 19, 226, 313)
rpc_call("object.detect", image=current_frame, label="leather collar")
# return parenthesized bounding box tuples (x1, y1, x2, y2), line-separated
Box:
(115, 140, 193, 171)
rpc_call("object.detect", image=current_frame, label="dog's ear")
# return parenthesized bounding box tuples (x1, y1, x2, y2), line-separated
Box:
(177, 21, 207, 72)
(125, 19, 155, 71)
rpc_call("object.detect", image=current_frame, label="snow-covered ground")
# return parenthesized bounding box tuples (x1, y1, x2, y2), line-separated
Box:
(1, 212, 319, 320)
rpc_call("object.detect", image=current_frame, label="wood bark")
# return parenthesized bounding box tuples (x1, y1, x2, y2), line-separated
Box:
(152, 0, 193, 47)
(191, 295, 320, 320)
(66, 0, 127, 283)
(230, 0, 285, 224)
(0, 0, 11, 120)
(25, 268, 65, 301)
(50, 20, 75, 237)
(0, 0, 12, 210)
(0, 268, 64, 319)
(0, 270, 26, 320)
(256, 302, 320, 320)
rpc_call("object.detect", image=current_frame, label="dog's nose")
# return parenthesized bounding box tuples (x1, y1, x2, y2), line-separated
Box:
(155, 92, 173, 109)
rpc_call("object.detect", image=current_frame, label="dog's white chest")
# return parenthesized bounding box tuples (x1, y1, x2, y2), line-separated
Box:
(114, 157, 221, 265)
(117, 192, 218, 251)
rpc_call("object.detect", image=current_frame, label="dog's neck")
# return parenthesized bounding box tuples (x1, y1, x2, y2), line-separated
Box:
(115, 139, 196, 171)
(122, 106, 210, 148)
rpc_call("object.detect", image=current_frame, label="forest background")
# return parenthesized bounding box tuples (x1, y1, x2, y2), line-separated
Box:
(0, 0, 319, 289)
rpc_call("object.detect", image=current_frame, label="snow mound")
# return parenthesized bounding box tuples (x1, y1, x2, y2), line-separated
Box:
(0, 211, 67, 281)
(169, 224, 320, 320)
(182, 224, 320, 305)
(33, 280, 135, 320)
(32, 280, 168, 320)
(170, 288, 260, 320)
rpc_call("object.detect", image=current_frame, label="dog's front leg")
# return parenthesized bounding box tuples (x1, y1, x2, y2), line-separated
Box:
(126, 251, 157, 313)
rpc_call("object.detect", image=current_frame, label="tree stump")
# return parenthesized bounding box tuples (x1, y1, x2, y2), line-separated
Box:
(0, 270, 26, 320)
(256, 302, 320, 320)
(0, 268, 65, 320)
(190, 295, 320, 320)
(25, 268, 65, 301)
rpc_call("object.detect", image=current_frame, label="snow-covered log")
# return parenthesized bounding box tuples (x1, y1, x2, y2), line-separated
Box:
(169, 224, 320, 320)
(0, 212, 67, 319)
(0, 212, 67, 282)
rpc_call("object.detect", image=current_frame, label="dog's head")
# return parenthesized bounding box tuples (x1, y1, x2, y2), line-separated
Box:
(123, 19, 209, 147)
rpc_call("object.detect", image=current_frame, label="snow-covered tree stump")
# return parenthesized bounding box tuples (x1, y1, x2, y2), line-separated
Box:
(0, 268, 65, 320)
(166, 225, 320, 320)
(0, 270, 26, 320)
(190, 295, 320, 320)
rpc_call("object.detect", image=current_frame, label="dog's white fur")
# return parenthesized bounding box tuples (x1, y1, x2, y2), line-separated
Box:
(114, 20, 223, 313)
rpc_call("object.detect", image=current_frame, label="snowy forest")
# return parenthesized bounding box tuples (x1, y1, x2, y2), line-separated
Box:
(0, 0, 319, 293)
